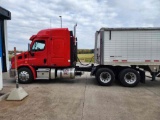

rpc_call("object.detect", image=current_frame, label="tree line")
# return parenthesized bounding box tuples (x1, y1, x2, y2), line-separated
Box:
(8, 50, 23, 54)
(77, 49, 94, 54)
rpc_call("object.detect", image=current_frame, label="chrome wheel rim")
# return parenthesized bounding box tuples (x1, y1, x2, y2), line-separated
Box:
(124, 72, 136, 84)
(100, 72, 111, 83)
(19, 71, 29, 82)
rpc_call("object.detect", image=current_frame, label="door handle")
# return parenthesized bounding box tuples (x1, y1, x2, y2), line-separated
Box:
(44, 58, 47, 64)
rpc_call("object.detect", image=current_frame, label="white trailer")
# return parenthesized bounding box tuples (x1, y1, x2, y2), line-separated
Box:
(92, 27, 160, 87)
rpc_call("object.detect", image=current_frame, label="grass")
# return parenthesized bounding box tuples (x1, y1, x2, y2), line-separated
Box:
(78, 54, 94, 63)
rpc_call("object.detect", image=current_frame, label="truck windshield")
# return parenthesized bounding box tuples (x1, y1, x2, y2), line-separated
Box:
(32, 40, 45, 51)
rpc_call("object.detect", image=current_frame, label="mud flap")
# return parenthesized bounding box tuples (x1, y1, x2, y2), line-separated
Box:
(139, 70, 145, 83)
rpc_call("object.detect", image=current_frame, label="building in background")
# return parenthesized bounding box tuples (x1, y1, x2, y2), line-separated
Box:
(0, 7, 11, 90)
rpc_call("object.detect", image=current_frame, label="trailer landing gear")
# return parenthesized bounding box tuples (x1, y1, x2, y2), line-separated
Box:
(151, 72, 156, 81)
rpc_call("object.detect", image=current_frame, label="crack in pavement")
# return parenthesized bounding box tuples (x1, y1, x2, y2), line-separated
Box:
(144, 87, 160, 98)
(81, 73, 88, 120)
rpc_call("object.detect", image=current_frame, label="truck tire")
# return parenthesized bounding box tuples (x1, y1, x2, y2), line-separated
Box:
(18, 67, 33, 84)
(119, 68, 140, 87)
(96, 68, 115, 86)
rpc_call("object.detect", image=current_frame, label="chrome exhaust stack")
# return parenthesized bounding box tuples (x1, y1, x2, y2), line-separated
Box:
(74, 23, 77, 38)
(74, 23, 77, 45)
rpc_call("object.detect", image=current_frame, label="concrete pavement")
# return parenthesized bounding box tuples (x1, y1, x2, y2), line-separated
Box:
(0, 72, 160, 120)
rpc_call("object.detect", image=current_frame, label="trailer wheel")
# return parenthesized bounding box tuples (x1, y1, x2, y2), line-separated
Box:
(18, 67, 33, 84)
(96, 68, 115, 86)
(119, 68, 140, 87)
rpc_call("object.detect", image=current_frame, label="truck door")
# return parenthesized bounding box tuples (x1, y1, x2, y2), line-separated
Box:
(29, 39, 48, 66)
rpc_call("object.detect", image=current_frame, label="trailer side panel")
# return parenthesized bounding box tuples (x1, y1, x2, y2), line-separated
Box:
(95, 28, 160, 65)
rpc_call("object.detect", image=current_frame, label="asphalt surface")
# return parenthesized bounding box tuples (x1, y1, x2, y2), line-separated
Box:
(0, 72, 160, 120)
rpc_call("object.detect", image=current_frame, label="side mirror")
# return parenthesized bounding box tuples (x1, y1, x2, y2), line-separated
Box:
(28, 43, 34, 56)
(28, 43, 31, 52)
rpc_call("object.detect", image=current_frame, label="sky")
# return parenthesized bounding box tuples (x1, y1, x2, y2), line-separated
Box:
(1, 0, 160, 51)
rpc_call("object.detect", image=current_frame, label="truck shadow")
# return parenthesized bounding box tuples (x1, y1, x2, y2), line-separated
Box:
(32, 79, 75, 84)
(141, 79, 160, 87)
(8, 77, 160, 87)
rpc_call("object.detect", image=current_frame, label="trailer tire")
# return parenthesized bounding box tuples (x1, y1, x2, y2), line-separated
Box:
(119, 68, 140, 87)
(96, 68, 115, 86)
(18, 67, 33, 84)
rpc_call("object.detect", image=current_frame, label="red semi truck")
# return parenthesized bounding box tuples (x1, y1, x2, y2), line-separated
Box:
(10, 26, 160, 87)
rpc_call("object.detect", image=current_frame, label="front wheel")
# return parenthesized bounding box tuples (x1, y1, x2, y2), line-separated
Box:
(18, 67, 33, 84)
(96, 68, 115, 86)
(119, 68, 140, 87)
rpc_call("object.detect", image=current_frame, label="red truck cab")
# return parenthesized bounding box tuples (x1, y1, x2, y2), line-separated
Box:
(10, 28, 77, 83)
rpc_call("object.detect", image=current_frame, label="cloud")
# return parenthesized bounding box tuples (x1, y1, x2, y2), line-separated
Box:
(1, 0, 160, 50)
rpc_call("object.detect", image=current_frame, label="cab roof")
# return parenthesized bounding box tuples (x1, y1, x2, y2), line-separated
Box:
(30, 28, 69, 40)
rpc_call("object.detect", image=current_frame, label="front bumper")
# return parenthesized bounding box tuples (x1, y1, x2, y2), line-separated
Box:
(10, 69, 17, 78)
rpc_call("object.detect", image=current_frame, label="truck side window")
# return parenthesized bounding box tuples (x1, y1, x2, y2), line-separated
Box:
(32, 40, 45, 51)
